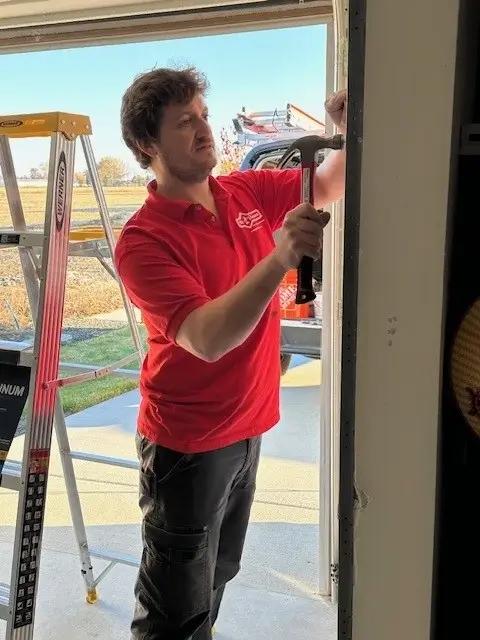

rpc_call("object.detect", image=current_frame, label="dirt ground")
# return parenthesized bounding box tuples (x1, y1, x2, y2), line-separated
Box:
(0, 185, 145, 327)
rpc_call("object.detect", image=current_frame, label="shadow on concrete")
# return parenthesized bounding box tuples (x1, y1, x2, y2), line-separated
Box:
(0, 520, 322, 603)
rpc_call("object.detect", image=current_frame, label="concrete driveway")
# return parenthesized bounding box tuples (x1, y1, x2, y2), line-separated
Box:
(0, 358, 336, 639)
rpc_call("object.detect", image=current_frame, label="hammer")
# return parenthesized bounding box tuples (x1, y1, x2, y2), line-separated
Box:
(277, 134, 345, 304)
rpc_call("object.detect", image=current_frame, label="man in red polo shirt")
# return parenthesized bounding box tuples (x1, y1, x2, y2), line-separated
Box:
(116, 67, 346, 640)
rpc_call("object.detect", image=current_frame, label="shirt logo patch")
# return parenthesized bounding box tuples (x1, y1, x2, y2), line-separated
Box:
(235, 209, 265, 231)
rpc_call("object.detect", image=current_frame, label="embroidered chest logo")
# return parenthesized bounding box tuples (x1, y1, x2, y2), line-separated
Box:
(235, 209, 265, 231)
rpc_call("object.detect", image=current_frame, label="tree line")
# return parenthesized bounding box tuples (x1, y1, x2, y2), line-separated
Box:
(24, 131, 250, 187)
(26, 157, 153, 187)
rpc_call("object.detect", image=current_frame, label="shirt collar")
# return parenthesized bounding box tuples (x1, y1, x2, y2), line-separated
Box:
(145, 175, 229, 219)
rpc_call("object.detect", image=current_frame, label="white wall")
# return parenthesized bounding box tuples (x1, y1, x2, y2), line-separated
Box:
(346, 1, 461, 638)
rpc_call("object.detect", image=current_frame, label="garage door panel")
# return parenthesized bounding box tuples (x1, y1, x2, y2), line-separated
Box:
(0, 0, 332, 53)
(0, 0, 332, 29)
(0, 0, 265, 26)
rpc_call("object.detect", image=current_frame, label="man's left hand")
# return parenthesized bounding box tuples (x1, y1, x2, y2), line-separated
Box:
(325, 89, 347, 134)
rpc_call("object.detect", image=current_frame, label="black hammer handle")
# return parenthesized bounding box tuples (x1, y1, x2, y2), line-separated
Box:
(296, 256, 315, 304)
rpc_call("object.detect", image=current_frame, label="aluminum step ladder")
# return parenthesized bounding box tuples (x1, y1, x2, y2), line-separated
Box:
(0, 112, 143, 639)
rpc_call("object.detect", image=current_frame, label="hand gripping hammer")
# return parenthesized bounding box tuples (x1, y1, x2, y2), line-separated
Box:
(277, 134, 345, 304)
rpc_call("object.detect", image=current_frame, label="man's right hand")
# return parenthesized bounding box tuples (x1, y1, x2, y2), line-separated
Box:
(273, 203, 331, 271)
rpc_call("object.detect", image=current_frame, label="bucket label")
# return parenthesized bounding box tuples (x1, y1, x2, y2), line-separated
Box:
(279, 284, 296, 308)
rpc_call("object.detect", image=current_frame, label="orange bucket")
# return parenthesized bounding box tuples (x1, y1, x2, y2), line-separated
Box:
(278, 270, 311, 319)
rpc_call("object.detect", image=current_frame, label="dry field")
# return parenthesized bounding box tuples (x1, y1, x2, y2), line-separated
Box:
(0, 185, 145, 327)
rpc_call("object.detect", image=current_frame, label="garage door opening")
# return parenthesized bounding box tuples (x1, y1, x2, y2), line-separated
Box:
(0, 12, 344, 640)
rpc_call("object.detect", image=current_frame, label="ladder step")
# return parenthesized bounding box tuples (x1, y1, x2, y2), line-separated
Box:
(89, 547, 140, 568)
(0, 581, 10, 620)
(69, 450, 138, 470)
(0, 460, 22, 491)
(0, 340, 34, 367)
(0, 231, 45, 248)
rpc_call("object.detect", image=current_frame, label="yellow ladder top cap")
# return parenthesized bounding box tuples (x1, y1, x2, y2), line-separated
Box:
(0, 112, 92, 139)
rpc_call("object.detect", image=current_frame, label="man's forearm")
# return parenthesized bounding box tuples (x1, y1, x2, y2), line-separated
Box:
(314, 147, 346, 209)
(175, 252, 287, 362)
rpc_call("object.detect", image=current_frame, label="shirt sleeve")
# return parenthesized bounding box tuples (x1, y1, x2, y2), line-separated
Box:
(227, 168, 302, 231)
(114, 233, 211, 344)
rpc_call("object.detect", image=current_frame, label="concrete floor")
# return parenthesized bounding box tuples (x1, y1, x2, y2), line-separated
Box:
(0, 358, 337, 639)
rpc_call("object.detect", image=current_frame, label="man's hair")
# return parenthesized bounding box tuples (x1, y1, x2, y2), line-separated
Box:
(120, 66, 209, 169)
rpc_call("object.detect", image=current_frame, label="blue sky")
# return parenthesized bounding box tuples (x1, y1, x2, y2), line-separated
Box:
(2, 24, 327, 176)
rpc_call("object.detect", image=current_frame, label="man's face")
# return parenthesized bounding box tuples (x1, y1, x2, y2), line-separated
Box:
(155, 93, 217, 184)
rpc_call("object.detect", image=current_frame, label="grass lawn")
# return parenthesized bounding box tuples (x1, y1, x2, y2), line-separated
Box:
(0, 185, 145, 228)
(59, 325, 148, 415)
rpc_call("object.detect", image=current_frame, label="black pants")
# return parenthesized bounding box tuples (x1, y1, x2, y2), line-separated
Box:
(131, 432, 261, 640)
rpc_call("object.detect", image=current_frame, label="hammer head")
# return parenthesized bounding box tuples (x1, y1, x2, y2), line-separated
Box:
(278, 133, 345, 167)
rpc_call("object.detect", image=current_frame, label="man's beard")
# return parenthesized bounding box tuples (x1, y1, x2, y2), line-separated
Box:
(164, 152, 217, 184)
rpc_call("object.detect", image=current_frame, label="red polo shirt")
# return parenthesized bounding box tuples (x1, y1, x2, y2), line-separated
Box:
(114, 168, 301, 453)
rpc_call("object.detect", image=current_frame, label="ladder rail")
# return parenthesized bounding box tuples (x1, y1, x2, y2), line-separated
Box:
(0, 120, 99, 637)
(51, 399, 99, 604)
(80, 135, 145, 362)
(0, 137, 41, 320)
(5, 131, 74, 638)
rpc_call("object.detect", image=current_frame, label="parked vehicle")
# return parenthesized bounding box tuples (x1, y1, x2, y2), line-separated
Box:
(233, 105, 326, 368)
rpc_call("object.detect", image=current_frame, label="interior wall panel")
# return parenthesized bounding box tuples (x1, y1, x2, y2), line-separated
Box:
(339, 1, 461, 639)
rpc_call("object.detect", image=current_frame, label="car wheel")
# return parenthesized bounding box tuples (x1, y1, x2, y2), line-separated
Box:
(280, 353, 292, 376)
